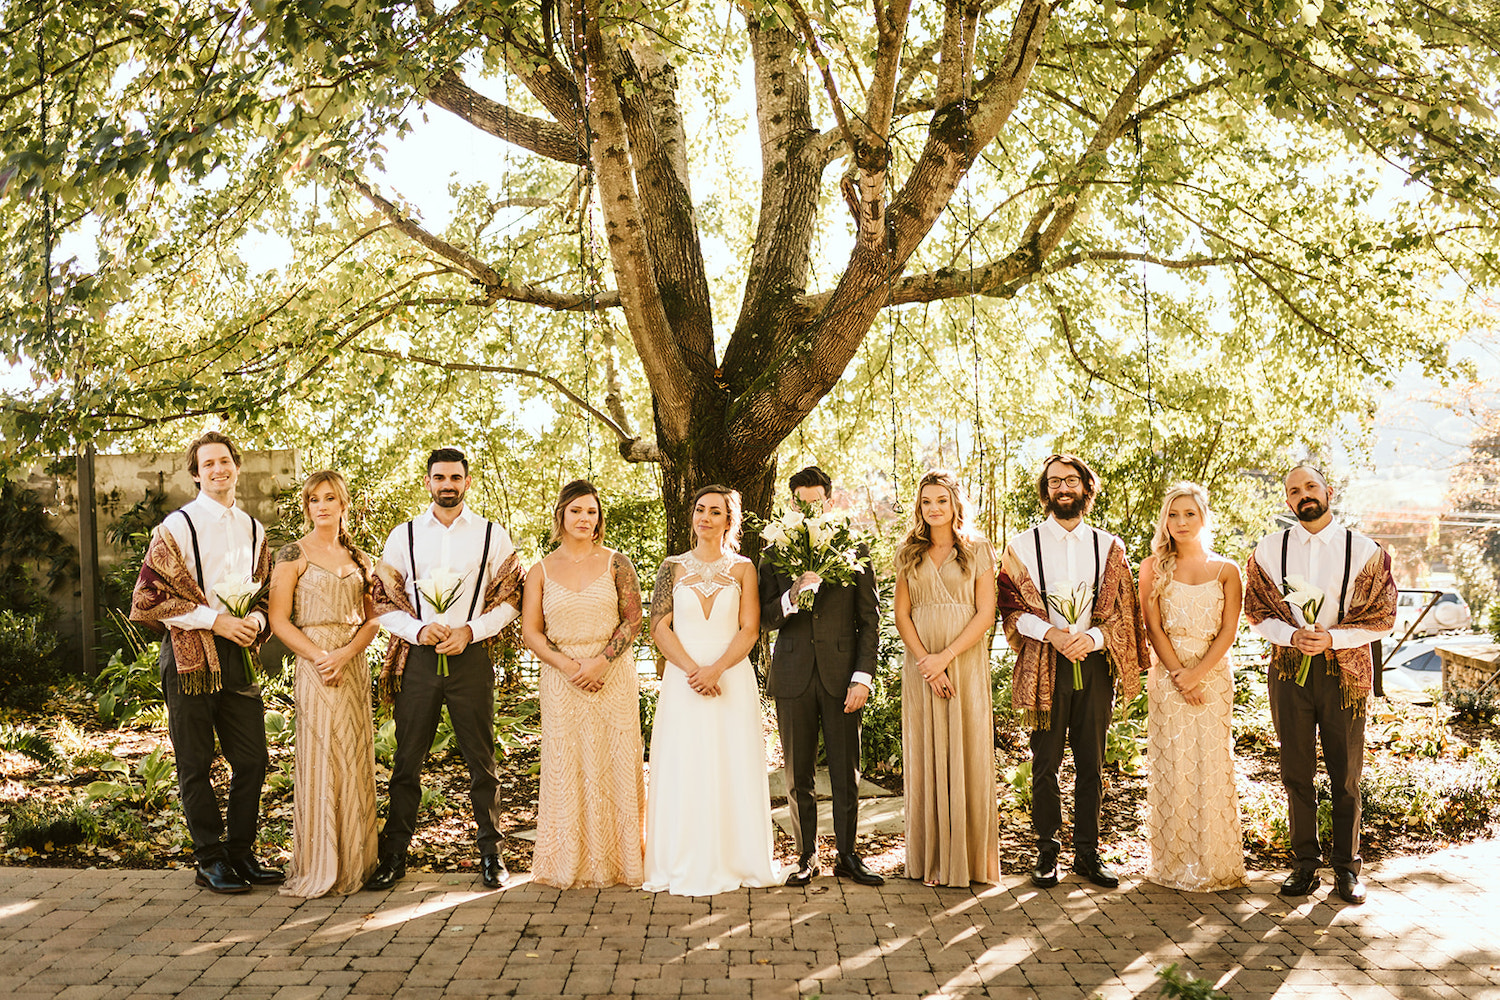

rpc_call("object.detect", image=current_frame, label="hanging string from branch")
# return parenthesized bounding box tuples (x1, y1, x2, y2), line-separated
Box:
(36, 0, 53, 347)
(1134, 11, 1157, 480)
(577, 4, 596, 477)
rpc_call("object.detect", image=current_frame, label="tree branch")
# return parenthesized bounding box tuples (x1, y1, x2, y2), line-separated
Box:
(425, 71, 587, 164)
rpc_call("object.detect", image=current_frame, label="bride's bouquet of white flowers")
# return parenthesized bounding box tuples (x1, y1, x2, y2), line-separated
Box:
(749, 501, 872, 610)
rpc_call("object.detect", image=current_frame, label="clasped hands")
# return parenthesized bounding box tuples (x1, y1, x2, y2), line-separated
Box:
(682, 658, 725, 697)
(418, 621, 474, 655)
(212, 612, 260, 648)
(1291, 624, 1333, 656)
(916, 648, 956, 699)
(565, 654, 610, 693)
(1045, 625, 1095, 663)
(310, 646, 358, 686)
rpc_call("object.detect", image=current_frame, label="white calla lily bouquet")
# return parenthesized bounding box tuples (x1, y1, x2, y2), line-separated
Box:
(1046, 580, 1094, 690)
(749, 501, 871, 609)
(213, 576, 268, 682)
(416, 567, 467, 677)
(1282, 573, 1327, 686)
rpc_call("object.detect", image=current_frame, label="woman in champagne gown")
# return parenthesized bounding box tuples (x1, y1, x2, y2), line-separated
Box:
(893, 470, 999, 887)
(268, 471, 381, 898)
(643, 485, 783, 895)
(1139, 483, 1248, 892)
(521, 480, 645, 889)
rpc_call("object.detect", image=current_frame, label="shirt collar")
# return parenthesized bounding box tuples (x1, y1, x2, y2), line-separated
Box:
(1041, 516, 1091, 543)
(189, 491, 238, 521)
(419, 503, 475, 529)
(1290, 517, 1343, 546)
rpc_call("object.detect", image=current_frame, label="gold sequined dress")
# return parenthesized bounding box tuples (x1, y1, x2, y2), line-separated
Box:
(281, 559, 378, 898)
(1145, 577, 1247, 891)
(532, 555, 646, 889)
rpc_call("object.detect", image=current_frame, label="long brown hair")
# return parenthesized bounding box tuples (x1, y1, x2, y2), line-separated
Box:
(550, 479, 604, 545)
(692, 484, 743, 553)
(302, 470, 369, 593)
(894, 469, 979, 581)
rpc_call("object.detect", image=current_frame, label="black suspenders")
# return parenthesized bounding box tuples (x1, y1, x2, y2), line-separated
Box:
(178, 507, 259, 594)
(1280, 526, 1354, 621)
(406, 518, 495, 622)
(1032, 525, 1102, 611)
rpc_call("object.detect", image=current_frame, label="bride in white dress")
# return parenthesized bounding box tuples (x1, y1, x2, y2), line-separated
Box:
(644, 484, 783, 895)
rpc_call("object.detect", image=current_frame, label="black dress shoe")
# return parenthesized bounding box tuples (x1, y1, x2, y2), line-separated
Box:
(481, 853, 509, 889)
(1280, 868, 1322, 897)
(1334, 868, 1366, 905)
(227, 855, 285, 885)
(833, 853, 884, 887)
(194, 860, 251, 894)
(1073, 853, 1120, 889)
(785, 853, 819, 887)
(363, 854, 406, 892)
(1031, 850, 1060, 889)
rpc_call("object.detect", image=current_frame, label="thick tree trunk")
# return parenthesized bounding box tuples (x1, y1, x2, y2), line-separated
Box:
(656, 417, 779, 559)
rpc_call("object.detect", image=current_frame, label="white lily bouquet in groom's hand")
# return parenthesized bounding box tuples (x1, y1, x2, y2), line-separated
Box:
(1282, 574, 1327, 687)
(750, 501, 872, 610)
(213, 577, 269, 683)
(1046, 580, 1094, 691)
(416, 567, 467, 677)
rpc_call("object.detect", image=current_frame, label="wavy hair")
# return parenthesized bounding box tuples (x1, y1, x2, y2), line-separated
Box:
(550, 479, 604, 545)
(692, 484, 743, 553)
(894, 469, 979, 582)
(301, 470, 369, 594)
(1150, 481, 1213, 604)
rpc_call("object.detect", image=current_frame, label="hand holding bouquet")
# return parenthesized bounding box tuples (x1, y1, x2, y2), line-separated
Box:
(1282, 574, 1326, 686)
(213, 577, 268, 683)
(751, 501, 871, 610)
(416, 567, 466, 677)
(1046, 580, 1095, 689)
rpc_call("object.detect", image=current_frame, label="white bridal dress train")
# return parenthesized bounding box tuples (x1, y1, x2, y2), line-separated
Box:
(643, 555, 783, 896)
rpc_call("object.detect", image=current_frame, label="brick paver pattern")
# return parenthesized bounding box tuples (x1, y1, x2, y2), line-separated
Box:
(2, 840, 1497, 999)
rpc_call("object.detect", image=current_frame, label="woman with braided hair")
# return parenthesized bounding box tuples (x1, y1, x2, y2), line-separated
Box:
(1137, 482, 1246, 892)
(269, 470, 382, 897)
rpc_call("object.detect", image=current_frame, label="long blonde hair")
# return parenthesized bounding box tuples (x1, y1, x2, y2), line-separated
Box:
(895, 469, 979, 581)
(1150, 481, 1213, 604)
(301, 470, 369, 594)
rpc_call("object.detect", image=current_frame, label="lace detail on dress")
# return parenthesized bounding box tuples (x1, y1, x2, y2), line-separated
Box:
(667, 552, 741, 598)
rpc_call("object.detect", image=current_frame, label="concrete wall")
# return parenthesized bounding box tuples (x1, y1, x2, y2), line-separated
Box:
(21, 449, 300, 672)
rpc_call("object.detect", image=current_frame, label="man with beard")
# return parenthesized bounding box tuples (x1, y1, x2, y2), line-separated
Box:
(365, 448, 525, 891)
(1244, 465, 1395, 905)
(996, 454, 1147, 889)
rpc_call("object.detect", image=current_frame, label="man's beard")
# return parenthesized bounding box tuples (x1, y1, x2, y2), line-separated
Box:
(434, 490, 464, 508)
(1295, 497, 1328, 522)
(1045, 492, 1086, 519)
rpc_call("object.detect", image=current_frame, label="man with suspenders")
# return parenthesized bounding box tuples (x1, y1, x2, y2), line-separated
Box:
(130, 431, 282, 894)
(997, 454, 1148, 891)
(1245, 465, 1396, 904)
(365, 448, 525, 891)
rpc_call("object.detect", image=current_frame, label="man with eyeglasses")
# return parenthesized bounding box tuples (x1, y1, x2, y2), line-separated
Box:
(997, 454, 1148, 890)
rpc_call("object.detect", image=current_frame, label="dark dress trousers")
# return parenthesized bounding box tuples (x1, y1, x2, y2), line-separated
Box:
(759, 550, 880, 856)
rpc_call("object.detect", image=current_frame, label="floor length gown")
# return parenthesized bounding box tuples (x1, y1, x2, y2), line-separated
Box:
(532, 557, 646, 888)
(902, 544, 1000, 886)
(643, 566, 782, 895)
(281, 560, 378, 897)
(1145, 577, 1248, 891)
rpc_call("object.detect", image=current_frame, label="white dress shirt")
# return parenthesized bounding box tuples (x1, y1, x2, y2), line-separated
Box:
(1007, 516, 1110, 651)
(378, 504, 520, 644)
(160, 492, 268, 633)
(1250, 519, 1389, 649)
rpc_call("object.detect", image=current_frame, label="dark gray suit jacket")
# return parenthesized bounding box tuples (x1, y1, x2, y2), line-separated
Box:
(758, 545, 881, 700)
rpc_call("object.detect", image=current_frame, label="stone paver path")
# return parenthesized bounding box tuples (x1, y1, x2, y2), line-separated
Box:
(2, 839, 1498, 999)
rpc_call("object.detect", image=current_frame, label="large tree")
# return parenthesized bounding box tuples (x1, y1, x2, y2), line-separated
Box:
(2, 1, 1496, 544)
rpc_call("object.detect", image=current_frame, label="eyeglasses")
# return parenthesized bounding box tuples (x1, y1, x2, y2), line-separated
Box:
(1046, 476, 1083, 490)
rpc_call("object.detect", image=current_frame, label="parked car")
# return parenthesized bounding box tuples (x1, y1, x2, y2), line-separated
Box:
(1392, 589, 1472, 638)
(1380, 632, 1492, 693)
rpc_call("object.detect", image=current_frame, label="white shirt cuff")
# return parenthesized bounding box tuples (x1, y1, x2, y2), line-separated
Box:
(1251, 619, 1296, 648)
(850, 671, 872, 689)
(781, 590, 798, 617)
(1087, 627, 1104, 651)
(1017, 613, 1052, 642)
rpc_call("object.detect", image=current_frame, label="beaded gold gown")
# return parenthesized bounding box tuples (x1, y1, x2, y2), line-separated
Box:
(281, 559, 378, 898)
(1145, 577, 1248, 891)
(532, 555, 646, 889)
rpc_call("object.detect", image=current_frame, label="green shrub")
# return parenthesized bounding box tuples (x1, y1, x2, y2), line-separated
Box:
(0, 610, 62, 710)
(1156, 963, 1229, 1000)
(1445, 688, 1500, 725)
(0, 724, 61, 767)
(85, 747, 177, 811)
(1105, 687, 1148, 774)
(638, 682, 659, 758)
(859, 575, 903, 774)
(3, 797, 100, 851)
(95, 622, 162, 727)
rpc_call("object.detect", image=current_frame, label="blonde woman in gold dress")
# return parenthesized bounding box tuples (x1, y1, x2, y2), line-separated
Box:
(1138, 482, 1247, 891)
(268, 471, 381, 898)
(893, 469, 999, 887)
(521, 480, 646, 889)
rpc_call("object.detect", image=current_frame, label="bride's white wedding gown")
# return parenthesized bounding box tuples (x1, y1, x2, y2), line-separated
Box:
(642, 569, 782, 895)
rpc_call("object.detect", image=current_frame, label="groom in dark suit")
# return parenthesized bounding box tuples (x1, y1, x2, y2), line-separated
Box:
(759, 466, 884, 887)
